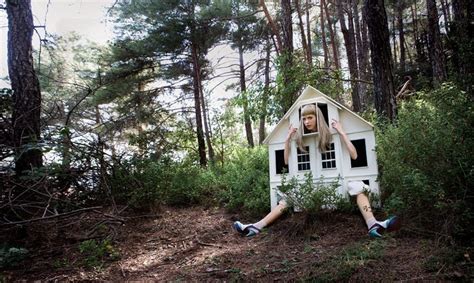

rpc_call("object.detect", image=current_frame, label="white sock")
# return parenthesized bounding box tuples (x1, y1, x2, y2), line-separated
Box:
(366, 217, 377, 229)
(252, 220, 267, 230)
(366, 217, 390, 229)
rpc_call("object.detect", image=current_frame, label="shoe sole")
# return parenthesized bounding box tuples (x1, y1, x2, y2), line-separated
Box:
(233, 222, 245, 235)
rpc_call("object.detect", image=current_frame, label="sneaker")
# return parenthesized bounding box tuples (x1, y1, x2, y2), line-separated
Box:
(368, 216, 401, 238)
(233, 221, 261, 237)
(368, 223, 384, 238)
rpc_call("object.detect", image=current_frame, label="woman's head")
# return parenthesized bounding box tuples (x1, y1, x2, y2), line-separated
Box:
(296, 104, 332, 152)
(301, 104, 318, 132)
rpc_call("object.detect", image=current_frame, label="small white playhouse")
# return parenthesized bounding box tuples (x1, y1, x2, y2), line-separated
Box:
(263, 85, 380, 209)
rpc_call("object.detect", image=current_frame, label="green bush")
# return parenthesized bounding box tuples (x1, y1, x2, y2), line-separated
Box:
(109, 159, 167, 209)
(0, 245, 28, 268)
(218, 146, 270, 217)
(164, 162, 217, 206)
(110, 158, 217, 209)
(376, 83, 473, 243)
(278, 173, 351, 215)
(78, 239, 119, 269)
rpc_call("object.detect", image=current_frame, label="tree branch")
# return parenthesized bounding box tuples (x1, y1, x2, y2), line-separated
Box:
(1, 206, 103, 226)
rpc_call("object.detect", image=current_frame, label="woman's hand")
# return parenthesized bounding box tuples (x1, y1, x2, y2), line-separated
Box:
(331, 119, 344, 135)
(331, 119, 358, 160)
(286, 124, 297, 141)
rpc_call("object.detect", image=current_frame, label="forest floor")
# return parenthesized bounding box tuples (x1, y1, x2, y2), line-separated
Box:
(1, 205, 473, 282)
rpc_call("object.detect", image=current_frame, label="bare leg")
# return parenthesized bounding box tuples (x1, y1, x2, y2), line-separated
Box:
(356, 193, 400, 237)
(254, 201, 288, 229)
(233, 201, 288, 237)
(356, 193, 375, 223)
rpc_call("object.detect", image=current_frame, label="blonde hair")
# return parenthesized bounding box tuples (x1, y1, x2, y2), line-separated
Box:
(296, 104, 332, 152)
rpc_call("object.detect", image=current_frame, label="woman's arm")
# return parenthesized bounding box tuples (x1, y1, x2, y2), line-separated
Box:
(331, 119, 357, 160)
(284, 125, 297, 165)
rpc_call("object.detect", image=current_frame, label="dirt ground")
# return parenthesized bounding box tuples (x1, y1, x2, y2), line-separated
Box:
(1, 206, 472, 281)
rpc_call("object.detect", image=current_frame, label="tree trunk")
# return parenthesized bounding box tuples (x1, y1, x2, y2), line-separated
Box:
(440, 0, 451, 23)
(199, 83, 215, 162)
(427, 0, 447, 86)
(450, 0, 472, 92)
(95, 105, 105, 192)
(260, 0, 283, 54)
(281, 0, 294, 54)
(412, 2, 426, 67)
(411, 2, 419, 45)
(281, 0, 297, 105)
(259, 37, 271, 145)
(364, 0, 397, 121)
(7, 0, 43, 174)
(320, 0, 330, 69)
(337, 0, 361, 112)
(397, 1, 406, 73)
(361, 4, 371, 79)
(324, 0, 341, 70)
(352, 0, 368, 109)
(391, 16, 397, 66)
(306, 0, 313, 67)
(295, 0, 311, 66)
(238, 43, 254, 147)
(191, 43, 207, 167)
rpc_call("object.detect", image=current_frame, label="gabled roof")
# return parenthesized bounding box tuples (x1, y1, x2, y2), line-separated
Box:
(263, 85, 374, 144)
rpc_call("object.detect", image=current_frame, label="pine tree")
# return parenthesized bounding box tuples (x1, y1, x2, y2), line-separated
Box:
(364, 0, 397, 121)
(6, 0, 43, 174)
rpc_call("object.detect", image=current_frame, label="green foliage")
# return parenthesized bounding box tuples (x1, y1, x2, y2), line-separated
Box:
(52, 258, 70, 269)
(278, 173, 351, 215)
(109, 145, 270, 216)
(0, 245, 28, 269)
(217, 146, 270, 217)
(110, 158, 217, 209)
(0, 88, 12, 153)
(270, 53, 344, 122)
(78, 239, 119, 269)
(376, 83, 474, 243)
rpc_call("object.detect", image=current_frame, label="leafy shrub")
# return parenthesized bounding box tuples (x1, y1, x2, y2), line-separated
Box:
(218, 146, 270, 217)
(110, 158, 217, 209)
(376, 84, 473, 243)
(78, 239, 119, 268)
(164, 162, 216, 206)
(278, 173, 351, 215)
(0, 245, 28, 268)
(109, 159, 168, 209)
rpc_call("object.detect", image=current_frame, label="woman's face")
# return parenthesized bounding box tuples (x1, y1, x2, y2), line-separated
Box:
(302, 114, 317, 132)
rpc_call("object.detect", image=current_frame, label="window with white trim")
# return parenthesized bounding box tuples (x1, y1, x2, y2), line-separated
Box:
(321, 143, 336, 169)
(297, 146, 311, 171)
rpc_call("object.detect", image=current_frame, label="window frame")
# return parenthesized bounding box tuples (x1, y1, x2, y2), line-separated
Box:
(275, 149, 289, 175)
(350, 139, 368, 168)
(321, 142, 337, 170)
(297, 146, 311, 172)
(299, 103, 330, 136)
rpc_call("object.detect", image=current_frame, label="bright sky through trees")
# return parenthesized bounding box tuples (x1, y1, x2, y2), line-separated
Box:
(0, 0, 243, 103)
(0, 0, 115, 87)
